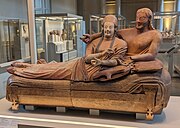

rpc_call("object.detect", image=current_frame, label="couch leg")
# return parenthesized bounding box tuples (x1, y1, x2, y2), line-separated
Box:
(146, 109, 154, 120)
(143, 84, 157, 120)
(89, 109, 100, 116)
(136, 111, 154, 120)
(56, 107, 66, 112)
(11, 100, 19, 111)
(25, 105, 35, 110)
(136, 113, 146, 120)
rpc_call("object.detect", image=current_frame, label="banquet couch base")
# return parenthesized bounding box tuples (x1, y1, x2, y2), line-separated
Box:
(6, 69, 171, 120)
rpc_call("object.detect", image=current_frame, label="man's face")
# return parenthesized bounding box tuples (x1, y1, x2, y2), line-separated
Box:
(103, 22, 115, 38)
(136, 12, 149, 30)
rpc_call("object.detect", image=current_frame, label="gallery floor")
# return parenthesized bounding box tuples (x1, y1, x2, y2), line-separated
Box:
(0, 96, 179, 128)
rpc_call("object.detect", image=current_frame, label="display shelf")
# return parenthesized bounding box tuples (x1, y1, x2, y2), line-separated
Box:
(35, 13, 85, 62)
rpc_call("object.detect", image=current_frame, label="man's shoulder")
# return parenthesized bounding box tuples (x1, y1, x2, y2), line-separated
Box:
(152, 29, 161, 34)
(118, 27, 136, 33)
(149, 29, 162, 38)
(118, 28, 137, 37)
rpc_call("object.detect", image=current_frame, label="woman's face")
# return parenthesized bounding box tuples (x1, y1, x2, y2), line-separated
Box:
(103, 22, 115, 38)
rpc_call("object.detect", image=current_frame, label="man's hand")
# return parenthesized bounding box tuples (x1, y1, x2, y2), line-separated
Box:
(123, 56, 134, 65)
(80, 34, 91, 44)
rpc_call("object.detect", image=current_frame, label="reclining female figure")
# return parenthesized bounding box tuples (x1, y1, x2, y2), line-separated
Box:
(7, 15, 128, 81)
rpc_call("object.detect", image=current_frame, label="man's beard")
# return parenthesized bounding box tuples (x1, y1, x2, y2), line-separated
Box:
(136, 22, 149, 30)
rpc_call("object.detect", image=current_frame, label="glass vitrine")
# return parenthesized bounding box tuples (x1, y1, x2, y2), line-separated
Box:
(0, 19, 30, 64)
(35, 13, 85, 62)
(90, 14, 126, 34)
(153, 12, 180, 52)
(154, 12, 180, 77)
(153, 12, 180, 38)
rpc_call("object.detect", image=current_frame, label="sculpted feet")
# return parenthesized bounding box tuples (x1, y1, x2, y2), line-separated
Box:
(11, 62, 31, 68)
(7, 67, 16, 74)
(7, 62, 32, 74)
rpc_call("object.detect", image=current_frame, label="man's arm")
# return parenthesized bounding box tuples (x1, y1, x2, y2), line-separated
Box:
(80, 33, 102, 44)
(85, 42, 94, 55)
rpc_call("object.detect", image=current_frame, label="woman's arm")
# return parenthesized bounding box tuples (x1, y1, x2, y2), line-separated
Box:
(91, 58, 118, 66)
(85, 49, 114, 64)
(85, 52, 104, 64)
(91, 47, 128, 67)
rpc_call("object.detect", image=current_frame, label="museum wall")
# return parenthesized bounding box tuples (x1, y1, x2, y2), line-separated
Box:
(77, 0, 162, 31)
(77, 0, 102, 33)
(51, 0, 77, 14)
(0, 0, 28, 20)
(120, 0, 162, 26)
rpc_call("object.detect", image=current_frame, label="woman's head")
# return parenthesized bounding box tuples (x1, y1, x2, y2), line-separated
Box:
(136, 8, 154, 30)
(102, 15, 118, 38)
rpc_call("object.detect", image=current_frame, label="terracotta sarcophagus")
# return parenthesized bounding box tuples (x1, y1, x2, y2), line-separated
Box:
(5, 10, 171, 120)
(6, 60, 171, 120)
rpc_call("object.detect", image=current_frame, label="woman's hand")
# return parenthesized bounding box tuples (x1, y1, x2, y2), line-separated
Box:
(102, 48, 114, 56)
(91, 57, 102, 66)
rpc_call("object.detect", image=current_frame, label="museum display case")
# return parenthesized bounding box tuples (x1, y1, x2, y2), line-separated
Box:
(35, 13, 85, 62)
(90, 14, 126, 34)
(154, 11, 180, 77)
(153, 11, 180, 52)
(0, 19, 30, 64)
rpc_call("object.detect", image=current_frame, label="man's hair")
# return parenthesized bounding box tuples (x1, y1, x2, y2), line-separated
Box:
(137, 8, 155, 30)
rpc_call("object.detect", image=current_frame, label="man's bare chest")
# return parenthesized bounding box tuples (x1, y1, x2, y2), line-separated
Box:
(128, 32, 153, 49)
